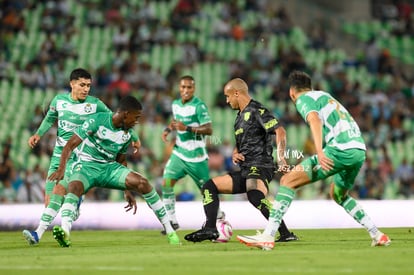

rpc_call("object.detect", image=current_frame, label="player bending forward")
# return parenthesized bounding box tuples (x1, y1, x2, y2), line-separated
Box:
(43, 96, 179, 247)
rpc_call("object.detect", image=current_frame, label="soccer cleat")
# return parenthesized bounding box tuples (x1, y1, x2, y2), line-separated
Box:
(161, 222, 180, 235)
(22, 230, 39, 245)
(53, 226, 71, 247)
(371, 232, 391, 247)
(237, 231, 275, 251)
(275, 232, 299, 242)
(184, 227, 219, 242)
(167, 232, 181, 245)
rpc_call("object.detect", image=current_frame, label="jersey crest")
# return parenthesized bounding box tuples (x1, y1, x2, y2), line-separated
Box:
(84, 103, 93, 113)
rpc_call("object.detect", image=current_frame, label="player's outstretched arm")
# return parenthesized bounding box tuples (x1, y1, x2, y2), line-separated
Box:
(30, 97, 59, 148)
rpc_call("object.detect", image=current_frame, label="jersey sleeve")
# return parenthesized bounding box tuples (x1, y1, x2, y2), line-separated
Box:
(75, 115, 99, 140)
(36, 96, 58, 136)
(119, 132, 134, 154)
(256, 108, 280, 134)
(296, 96, 318, 122)
(96, 99, 111, 113)
(196, 102, 212, 125)
(130, 130, 139, 142)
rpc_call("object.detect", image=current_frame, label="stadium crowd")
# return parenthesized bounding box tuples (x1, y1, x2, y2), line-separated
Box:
(0, 0, 413, 203)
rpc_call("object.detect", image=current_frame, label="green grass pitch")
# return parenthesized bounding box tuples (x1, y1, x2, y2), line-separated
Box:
(1, 228, 413, 274)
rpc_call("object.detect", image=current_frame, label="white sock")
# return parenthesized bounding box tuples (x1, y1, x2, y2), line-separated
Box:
(35, 207, 59, 239)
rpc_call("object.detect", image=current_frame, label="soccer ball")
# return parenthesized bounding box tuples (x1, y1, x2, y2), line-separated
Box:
(215, 220, 233, 242)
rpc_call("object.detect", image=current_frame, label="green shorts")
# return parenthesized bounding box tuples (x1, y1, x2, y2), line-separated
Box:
(45, 155, 74, 196)
(163, 153, 210, 189)
(64, 160, 133, 194)
(300, 147, 366, 190)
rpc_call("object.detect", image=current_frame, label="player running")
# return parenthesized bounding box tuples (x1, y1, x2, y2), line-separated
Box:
(160, 75, 224, 234)
(238, 70, 391, 250)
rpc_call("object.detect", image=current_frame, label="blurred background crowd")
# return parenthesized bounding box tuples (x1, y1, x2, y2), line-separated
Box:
(0, 0, 413, 204)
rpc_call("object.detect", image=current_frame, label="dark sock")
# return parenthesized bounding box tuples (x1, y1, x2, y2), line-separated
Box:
(246, 189, 292, 236)
(246, 190, 270, 219)
(202, 179, 219, 228)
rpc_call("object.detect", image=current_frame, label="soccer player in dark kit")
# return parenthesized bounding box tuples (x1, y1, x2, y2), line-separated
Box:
(185, 78, 298, 243)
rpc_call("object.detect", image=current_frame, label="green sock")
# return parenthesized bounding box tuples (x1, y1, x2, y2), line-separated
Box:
(61, 193, 79, 234)
(341, 196, 378, 238)
(36, 194, 64, 239)
(264, 186, 295, 237)
(161, 186, 177, 223)
(144, 188, 174, 233)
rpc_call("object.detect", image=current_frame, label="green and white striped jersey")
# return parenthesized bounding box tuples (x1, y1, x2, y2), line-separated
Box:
(36, 93, 111, 157)
(295, 90, 366, 151)
(74, 112, 134, 163)
(172, 96, 211, 162)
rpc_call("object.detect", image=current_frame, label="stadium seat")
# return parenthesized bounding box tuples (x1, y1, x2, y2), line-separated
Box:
(2, 1, 410, 202)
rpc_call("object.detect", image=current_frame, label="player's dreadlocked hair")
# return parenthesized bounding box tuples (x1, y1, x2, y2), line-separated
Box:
(118, 95, 142, 112)
(288, 70, 312, 91)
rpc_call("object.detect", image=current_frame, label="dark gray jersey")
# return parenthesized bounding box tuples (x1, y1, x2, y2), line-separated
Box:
(234, 100, 281, 169)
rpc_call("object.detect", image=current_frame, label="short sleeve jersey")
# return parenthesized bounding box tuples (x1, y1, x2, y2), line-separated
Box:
(36, 93, 111, 157)
(295, 90, 366, 151)
(234, 99, 280, 168)
(171, 96, 211, 163)
(74, 112, 134, 163)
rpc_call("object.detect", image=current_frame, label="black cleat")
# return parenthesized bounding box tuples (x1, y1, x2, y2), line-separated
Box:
(275, 232, 299, 242)
(184, 227, 219, 242)
(161, 222, 180, 235)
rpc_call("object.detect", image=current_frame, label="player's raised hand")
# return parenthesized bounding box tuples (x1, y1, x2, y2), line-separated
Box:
(124, 190, 137, 215)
